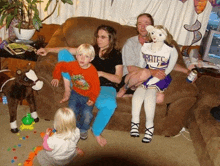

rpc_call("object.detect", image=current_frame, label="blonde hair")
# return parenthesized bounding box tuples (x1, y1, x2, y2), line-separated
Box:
(149, 25, 174, 46)
(53, 107, 76, 140)
(76, 43, 95, 61)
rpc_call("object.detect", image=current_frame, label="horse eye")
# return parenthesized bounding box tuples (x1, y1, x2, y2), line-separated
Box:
(24, 77, 29, 82)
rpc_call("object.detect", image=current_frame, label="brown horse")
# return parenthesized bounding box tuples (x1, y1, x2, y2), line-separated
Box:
(0, 68, 43, 133)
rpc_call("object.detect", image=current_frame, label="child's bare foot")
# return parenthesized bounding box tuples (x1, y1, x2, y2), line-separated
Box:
(60, 91, 70, 103)
(76, 148, 84, 156)
(95, 135, 107, 147)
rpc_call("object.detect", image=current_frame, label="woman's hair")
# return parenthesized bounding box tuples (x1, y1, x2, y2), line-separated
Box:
(148, 25, 174, 46)
(77, 43, 95, 60)
(94, 24, 117, 59)
(136, 13, 154, 27)
(53, 107, 76, 140)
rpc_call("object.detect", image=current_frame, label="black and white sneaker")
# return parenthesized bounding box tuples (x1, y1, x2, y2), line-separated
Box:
(80, 131, 88, 140)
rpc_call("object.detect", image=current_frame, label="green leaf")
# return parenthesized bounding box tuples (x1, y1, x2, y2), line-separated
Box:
(17, 22, 22, 32)
(44, 0, 52, 11)
(5, 14, 14, 29)
(61, 0, 73, 5)
(62, 0, 73, 5)
(0, 12, 7, 26)
(33, 17, 42, 31)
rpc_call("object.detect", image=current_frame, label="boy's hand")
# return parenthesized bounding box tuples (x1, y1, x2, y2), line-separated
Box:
(86, 100, 94, 106)
(37, 48, 48, 56)
(51, 79, 59, 87)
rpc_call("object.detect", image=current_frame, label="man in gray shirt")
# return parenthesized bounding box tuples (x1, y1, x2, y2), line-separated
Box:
(117, 13, 189, 99)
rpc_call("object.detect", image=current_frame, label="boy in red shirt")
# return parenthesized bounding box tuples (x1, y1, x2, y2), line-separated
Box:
(52, 43, 100, 140)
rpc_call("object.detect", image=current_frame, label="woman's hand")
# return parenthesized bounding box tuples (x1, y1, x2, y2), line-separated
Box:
(97, 71, 103, 77)
(37, 48, 48, 56)
(86, 99, 94, 106)
(51, 79, 59, 87)
(97, 64, 123, 84)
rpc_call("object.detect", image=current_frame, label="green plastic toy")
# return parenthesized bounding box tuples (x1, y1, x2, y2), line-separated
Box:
(22, 113, 34, 125)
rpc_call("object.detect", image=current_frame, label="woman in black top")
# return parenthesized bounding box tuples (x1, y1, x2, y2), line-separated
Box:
(37, 25, 123, 147)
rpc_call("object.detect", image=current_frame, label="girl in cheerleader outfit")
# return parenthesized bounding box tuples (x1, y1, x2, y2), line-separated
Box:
(37, 107, 84, 166)
(130, 25, 178, 143)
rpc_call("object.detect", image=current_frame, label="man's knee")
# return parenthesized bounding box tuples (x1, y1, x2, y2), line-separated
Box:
(156, 93, 164, 104)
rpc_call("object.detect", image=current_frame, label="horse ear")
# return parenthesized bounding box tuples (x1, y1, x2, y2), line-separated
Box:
(16, 69, 22, 75)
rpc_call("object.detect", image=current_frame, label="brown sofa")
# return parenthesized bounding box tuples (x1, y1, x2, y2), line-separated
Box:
(33, 16, 198, 137)
(188, 75, 220, 166)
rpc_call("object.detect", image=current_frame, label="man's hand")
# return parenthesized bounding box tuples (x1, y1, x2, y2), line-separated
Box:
(51, 79, 59, 87)
(37, 48, 48, 56)
(124, 68, 151, 88)
(86, 100, 94, 106)
(150, 69, 166, 80)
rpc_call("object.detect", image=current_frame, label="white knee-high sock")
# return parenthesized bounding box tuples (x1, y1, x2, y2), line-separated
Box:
(144, 88, 157, 130)
(131, 86, 146, 123)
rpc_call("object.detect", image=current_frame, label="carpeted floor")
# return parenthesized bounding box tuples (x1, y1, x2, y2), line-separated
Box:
(0, 103, 200, 166)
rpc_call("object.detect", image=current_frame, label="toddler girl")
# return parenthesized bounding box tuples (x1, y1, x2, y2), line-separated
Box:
(37, 107, 84, 166)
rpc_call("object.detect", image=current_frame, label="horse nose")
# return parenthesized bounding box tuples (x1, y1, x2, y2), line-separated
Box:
(32, 80, 43, 91)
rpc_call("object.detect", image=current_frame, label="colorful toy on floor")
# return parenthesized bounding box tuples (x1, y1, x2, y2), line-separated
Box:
(20, 113, 36, 131)
(22, 113, 34, 125)
(23, 146, 43, 166)
(20, 122, 35, 131)
(2, 96, 8, 104)
(40, 128, 56, 138)
(23, 129, 56, 166)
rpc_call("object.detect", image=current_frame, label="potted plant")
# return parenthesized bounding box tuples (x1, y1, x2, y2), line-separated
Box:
(0, 0, 73, 40)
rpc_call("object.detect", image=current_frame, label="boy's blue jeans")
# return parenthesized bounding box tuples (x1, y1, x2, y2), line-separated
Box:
(69, 90, 93, 133)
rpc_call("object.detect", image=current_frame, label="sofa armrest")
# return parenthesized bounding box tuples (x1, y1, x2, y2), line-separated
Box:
(196, 75, 220, 96)
(163, 70, 198, 103)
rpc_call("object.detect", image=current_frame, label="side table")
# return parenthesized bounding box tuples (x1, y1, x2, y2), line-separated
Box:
(0, 48, 38, 72)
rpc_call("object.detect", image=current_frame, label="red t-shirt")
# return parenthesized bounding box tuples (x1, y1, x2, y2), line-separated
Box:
(53, 61, 100, 103)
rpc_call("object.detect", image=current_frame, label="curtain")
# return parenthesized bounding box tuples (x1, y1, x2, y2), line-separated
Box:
(1, 0, 212, 46)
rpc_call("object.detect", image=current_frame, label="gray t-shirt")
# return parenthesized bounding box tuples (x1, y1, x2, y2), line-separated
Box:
(122, 36, 142, 76)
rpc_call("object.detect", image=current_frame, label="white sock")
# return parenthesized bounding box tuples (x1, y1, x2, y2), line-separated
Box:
(10, 121, 17, 129)
(31, 112, 38, 119)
